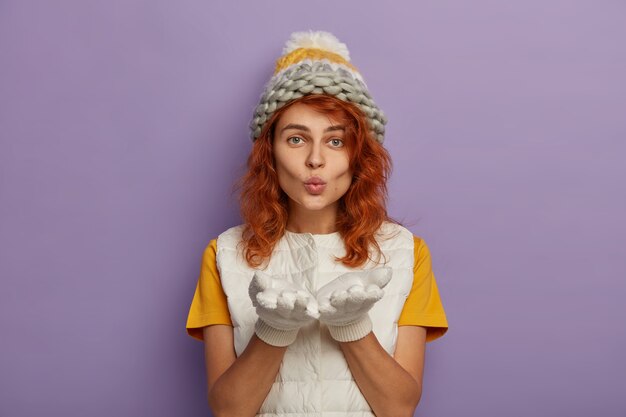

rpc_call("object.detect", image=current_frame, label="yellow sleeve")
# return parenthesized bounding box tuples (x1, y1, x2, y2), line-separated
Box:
(185, 239, 233, 342)
(397, 235, 449, 343)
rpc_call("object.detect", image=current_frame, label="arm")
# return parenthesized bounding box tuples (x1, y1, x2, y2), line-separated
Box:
(315, 267, 423, 416)
(338, 326, 427, 417)
(203, 271, 318, 417)
(203, 324, 287, 417)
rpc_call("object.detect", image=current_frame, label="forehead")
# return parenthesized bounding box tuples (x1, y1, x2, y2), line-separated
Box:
(276, 103, 340, 129)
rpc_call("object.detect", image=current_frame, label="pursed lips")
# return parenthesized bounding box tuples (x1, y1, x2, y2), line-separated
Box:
(304, 176, 326, 185)
(303, 176, 327, 194)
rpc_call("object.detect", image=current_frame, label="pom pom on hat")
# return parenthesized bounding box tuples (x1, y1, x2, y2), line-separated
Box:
(282, 30, 351, 62)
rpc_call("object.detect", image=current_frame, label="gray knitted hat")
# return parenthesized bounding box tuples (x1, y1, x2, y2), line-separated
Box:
(248, 30, 387, 144)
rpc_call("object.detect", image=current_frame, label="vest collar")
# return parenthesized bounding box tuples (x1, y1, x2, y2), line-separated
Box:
(276, 229, 343, 250)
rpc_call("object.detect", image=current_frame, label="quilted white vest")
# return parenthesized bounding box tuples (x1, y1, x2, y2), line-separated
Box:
(215, 221, 415, 417)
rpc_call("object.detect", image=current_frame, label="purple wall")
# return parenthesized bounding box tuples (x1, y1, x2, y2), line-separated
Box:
(1, 1, 624, 416)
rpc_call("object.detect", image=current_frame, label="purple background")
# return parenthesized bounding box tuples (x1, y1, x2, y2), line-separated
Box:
(1, 1, 624, 416)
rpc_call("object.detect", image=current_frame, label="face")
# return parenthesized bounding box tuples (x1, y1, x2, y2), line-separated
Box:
(272, 102, 353, 216)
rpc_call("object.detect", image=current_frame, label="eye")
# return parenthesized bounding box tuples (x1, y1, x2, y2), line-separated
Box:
(287, 136, 304, 145)
(329, 138, 344, 147)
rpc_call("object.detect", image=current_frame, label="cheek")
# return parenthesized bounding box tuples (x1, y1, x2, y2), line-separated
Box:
(274, 165, 290, 190)
(334, 165, 353, 193)
(273, 149, 290, 176)
(274, 155, 301, 192)
(275, 159, 299, 182)
(334, 154, 352, 178)
(275, 148, 296, 171)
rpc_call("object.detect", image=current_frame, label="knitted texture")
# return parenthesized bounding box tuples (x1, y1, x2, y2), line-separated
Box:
(316, 267, 393, 342)
(249, 30, 388, 144)
(326, 314, 374, 343)
(248, 270, 320, 347)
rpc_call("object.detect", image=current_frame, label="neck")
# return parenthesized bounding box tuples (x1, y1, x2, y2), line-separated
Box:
(285, 203, 339, 234)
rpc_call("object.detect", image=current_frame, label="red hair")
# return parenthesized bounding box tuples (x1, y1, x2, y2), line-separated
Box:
(234, 94, 401, 268)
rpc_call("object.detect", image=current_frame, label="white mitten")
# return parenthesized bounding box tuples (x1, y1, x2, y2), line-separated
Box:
(248, 270, 320, 347)
(316, 267, 392, 342)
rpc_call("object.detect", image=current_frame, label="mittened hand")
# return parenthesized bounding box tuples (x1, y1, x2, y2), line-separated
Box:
(248, 270, 320, 347)
(316, 267, 392, 342)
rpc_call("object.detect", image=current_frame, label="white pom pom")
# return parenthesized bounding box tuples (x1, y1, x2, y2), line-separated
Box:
(282, 30, 351, 61)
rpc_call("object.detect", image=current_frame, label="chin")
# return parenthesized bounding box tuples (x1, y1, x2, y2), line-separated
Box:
(300, 202, 329, 211)
(296, 196, 334, 211)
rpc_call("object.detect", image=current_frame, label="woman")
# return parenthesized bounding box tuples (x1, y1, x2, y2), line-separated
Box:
(186, 30, 448, 417)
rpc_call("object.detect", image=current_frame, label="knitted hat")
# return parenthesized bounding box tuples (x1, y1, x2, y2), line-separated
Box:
(249, 30, 387, 144)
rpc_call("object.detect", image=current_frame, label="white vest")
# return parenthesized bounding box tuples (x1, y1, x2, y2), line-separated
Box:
(215, 221, 415, 417)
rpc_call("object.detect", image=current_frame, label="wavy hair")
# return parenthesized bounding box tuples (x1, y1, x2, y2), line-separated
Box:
(234, 94, 400, 269)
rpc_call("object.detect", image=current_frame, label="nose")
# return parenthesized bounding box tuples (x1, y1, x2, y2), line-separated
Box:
(306, 142, 325, 169)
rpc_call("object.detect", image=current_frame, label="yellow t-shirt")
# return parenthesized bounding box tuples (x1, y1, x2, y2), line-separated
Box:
(186, 235, 449, 343)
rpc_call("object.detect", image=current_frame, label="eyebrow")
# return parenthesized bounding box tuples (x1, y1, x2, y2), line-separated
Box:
(279, 123, 345, 135)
